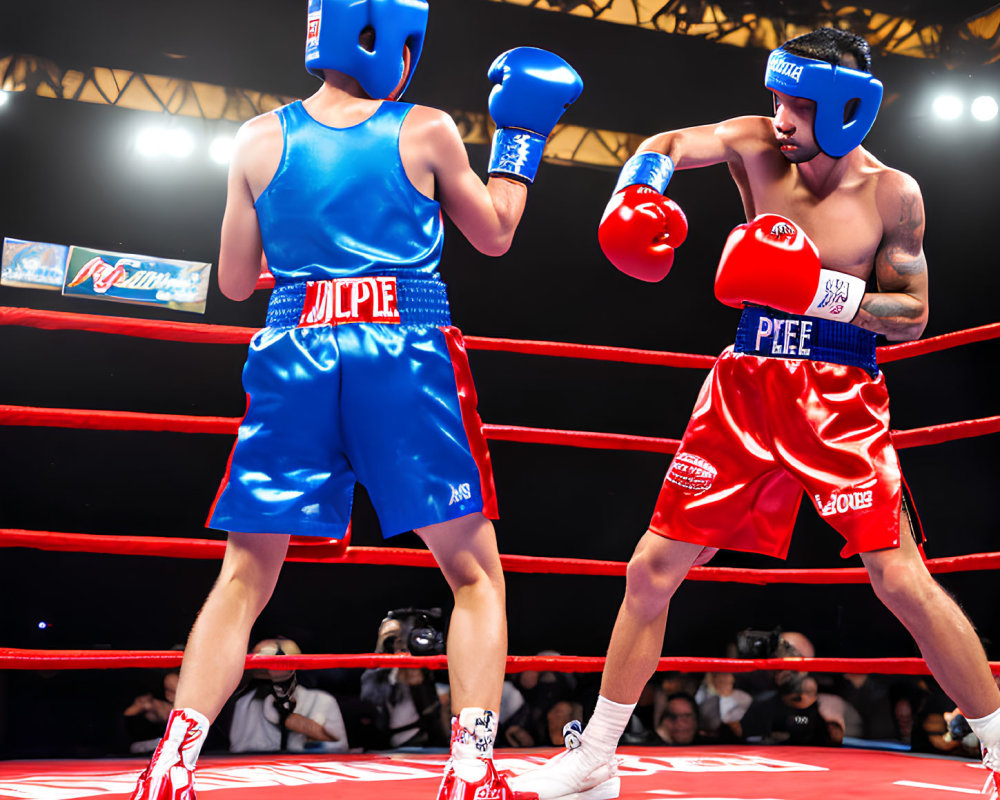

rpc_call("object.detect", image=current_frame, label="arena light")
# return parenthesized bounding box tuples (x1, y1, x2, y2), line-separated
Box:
(0, 91, 8, 108)
(932, 94, 965, 120)
(164, 128, 194, 159)
(932, 94, 963, 120)
(135, 125, 195, 159)
(136, 126, 167, 157)
(209, 134, 235, 165)
(971, 95, 999, 122)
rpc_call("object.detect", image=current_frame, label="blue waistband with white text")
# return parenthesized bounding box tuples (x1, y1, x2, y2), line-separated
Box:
(734, 305, 878, 378)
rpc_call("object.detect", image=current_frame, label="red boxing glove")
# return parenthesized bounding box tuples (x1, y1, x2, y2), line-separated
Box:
(715, 214, 865, 322)
(598, 185, 688, 282)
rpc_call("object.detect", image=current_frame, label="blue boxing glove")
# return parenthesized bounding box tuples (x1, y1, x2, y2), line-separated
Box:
(487, 47, 583, 183)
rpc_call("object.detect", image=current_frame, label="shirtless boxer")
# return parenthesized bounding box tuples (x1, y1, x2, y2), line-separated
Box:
(128, 2, 580, 798)
(511, 27, 1000, 800)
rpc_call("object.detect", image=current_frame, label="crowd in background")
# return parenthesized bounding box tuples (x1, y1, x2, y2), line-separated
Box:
(116, 621, 985, 760)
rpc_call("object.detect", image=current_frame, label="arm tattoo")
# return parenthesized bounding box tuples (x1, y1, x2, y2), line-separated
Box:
(860, 293, 924, 321)
(859, 182, 929, 339)
(880, 192, 926, 277)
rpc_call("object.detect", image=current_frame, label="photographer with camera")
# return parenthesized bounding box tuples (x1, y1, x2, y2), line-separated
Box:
(360, 608, 450, 749)
(736, 628, 851, 746)
(733, 628, 812, 699)
(229, 637, 349, 754)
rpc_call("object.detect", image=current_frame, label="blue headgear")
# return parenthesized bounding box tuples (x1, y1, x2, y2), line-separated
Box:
(304, 0, 429, 100)
(764, 48, 883, 158)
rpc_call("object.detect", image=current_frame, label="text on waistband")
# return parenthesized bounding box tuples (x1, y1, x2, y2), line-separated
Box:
(298, 277, 401, 327)
(756, 315, 813, 357)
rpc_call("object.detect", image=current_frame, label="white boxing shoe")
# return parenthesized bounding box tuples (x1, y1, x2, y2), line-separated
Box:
(507, 744, 619, 800)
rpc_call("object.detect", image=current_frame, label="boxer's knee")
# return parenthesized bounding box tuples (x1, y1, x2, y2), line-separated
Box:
(863, 546, 938, 616)
(214, 533, 289, 615)
(418, 513, 504, 596)
(624, 532, 697, 615)
(214, 568, 279, 617)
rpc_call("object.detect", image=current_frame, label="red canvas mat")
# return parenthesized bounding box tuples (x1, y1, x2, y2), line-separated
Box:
(0, 746, 989, 800)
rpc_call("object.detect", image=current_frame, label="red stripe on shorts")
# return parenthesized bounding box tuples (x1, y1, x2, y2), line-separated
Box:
(205, 392, 250, 528)
(441, 326, 499, 519)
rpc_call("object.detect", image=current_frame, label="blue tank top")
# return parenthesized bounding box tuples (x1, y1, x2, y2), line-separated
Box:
(255, 100, 444, 283)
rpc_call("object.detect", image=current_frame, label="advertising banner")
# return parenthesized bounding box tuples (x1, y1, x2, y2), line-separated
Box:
(62, 246, 212, 314)
(1, 238, 70, 290)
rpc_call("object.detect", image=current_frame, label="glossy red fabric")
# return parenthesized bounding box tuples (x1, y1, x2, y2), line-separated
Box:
(650, 348, 902, 559)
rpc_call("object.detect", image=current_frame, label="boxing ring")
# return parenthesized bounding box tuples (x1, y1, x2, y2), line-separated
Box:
(2, 300, 1000, 799)
(0, 747, 993, 800)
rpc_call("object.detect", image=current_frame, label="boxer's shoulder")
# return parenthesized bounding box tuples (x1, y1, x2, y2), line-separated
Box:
(715, 115, 782, 161)
(401, 103, 456, 134)
(873, 163, 921, 200)
(714, 115, 775, 142)
(873, 165, 924, 231)
(237, 107, 283, 140)
(233, 110, 284, 186)
(234, 108, 283, 157)
(849, 147, 918, 193)
(400, 104, 466, 163)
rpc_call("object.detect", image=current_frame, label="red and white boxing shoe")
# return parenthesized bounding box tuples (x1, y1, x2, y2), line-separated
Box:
(437, 755, 537, 800)
(130, 708, 209, 800)
(437, 708, 537, 800)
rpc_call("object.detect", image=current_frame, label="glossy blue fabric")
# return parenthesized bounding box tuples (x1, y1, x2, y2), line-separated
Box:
(304, 0, 428, 100)
(210, 100, 494, 539)
(210, 323, 489, 538)
(765, 49, 882, 158)
(254, 101, 444, 283)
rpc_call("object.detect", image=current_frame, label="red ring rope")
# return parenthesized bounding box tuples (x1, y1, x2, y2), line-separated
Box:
(3, 306, 997, 450)
(0, 306, 257, 344)
(3, 304, 999, 677)
(2, 404, 997, 454)
(3, 529, 1000, 584)
(2, 306, 999, 365)
(2, 647, 997, 675)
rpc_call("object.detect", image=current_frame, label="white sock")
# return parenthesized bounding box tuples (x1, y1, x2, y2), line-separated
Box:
(968, 706, 1000, 751)
(581, 695, 635, 762)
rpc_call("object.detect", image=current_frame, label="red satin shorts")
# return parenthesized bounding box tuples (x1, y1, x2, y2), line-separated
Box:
(650, 347, 903, 559)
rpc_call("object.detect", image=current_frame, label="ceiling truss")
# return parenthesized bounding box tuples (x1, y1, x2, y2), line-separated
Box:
(0, 55, 639, 170)
(489, 0, 1000, 65)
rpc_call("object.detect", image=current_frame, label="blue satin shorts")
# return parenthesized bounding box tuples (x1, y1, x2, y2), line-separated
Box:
(208, 278, 497, 539)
